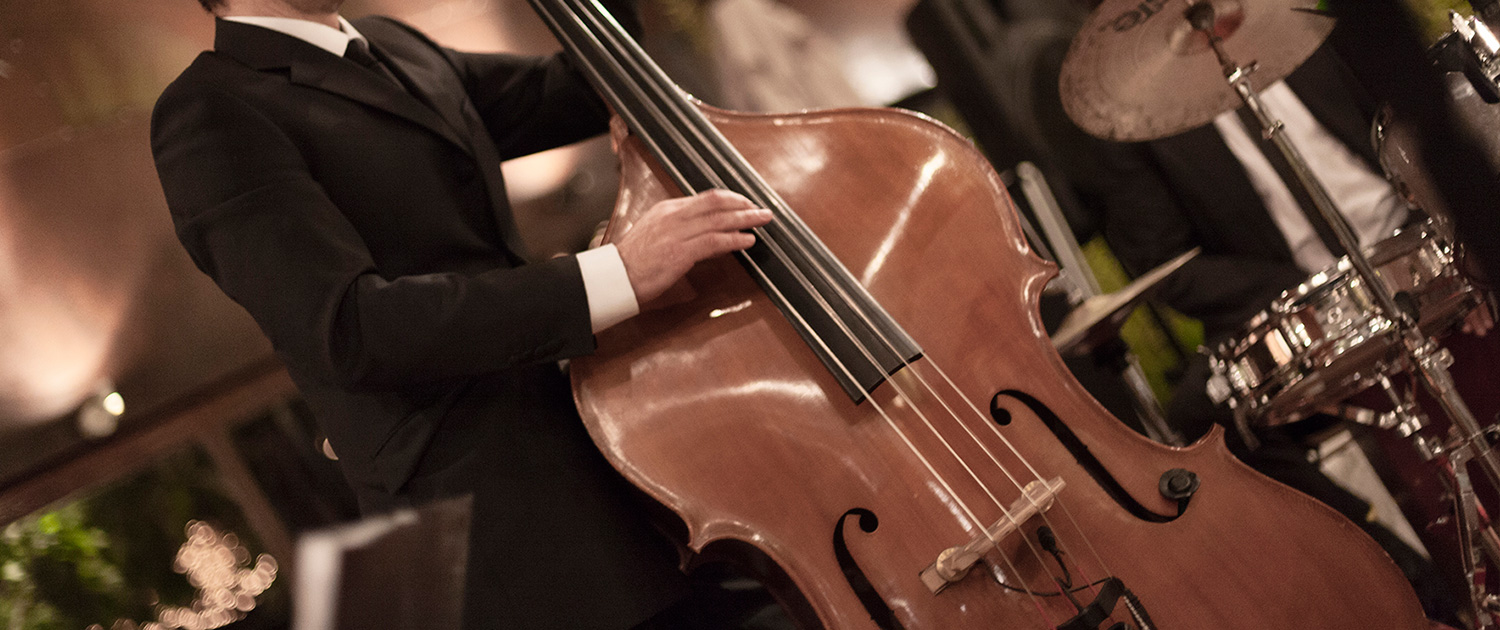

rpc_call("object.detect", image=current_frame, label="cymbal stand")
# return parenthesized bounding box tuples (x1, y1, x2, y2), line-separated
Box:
(1012, 162, 1184, 446)
(1186, 3, 1500, 625)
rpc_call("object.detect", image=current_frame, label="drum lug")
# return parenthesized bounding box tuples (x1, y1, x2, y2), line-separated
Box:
(1205, 372, 1233, 405)
(1370, 373, 1431, 439)
(1391, 412, 1430, 439)
(1413, 433, 1446, 461)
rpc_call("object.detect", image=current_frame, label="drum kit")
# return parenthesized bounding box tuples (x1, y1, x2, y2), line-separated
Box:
(1052, 0, 1500, 626)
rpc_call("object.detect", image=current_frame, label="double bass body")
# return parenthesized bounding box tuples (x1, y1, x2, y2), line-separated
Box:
(571, 104, 1427, 629)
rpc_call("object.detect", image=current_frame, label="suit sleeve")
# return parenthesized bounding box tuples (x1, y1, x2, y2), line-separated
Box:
(1097, 142, 1306, 339)
(152, 80, 595, 392)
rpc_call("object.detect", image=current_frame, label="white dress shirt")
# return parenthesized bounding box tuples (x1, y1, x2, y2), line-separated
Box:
(223, 15, 639, 333)
(1212, 81, 1408, 273)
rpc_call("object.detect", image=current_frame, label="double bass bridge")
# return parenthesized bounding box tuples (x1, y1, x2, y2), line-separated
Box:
(919, 476, 1066, 594)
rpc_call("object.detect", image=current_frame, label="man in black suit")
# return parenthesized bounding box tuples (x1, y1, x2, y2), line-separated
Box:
(150, 0, 774, 627)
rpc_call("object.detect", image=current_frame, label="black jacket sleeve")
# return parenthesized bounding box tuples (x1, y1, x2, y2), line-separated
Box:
(151, 65, 596, 392)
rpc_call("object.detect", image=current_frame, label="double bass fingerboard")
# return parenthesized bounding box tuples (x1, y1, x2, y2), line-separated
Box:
(528, 0, 923, 403)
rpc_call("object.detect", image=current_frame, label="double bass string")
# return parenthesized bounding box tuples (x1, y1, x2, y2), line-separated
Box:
(560, 0, 1109, 612)
(922, 362, 1116, 585)
(609, 4, 1123, 622)
(543, 2, 1065, 602)
(557, 0, 1104, 611)
(542, 0, 1106, 618)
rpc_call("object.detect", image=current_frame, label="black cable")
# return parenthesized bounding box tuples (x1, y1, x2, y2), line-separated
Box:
(1037, 525, 1075, 589)
(993, 575, 1113, 598)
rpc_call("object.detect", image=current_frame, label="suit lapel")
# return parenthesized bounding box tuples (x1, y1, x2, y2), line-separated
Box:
(214, 19, 475, 158)
(355, 19, 533, 262)
(372, 41, 480, 149)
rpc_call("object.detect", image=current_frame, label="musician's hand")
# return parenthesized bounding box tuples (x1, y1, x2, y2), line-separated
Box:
(1462, 299, 1494, 337)
(613, 189, 773, 304)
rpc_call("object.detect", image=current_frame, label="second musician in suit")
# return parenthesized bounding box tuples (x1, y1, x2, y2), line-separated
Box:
(1063, 37, 1461, 623)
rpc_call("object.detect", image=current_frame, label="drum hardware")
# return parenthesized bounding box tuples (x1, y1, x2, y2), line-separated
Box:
(1474, 0, 1500, 34)
(1181, 0, 1493, 467)
(1320, 389, 1431, 441)
(1014, 162, 1189, 446)
(1374, 373, 1434, 440)
(1453, 9, 1500, 85)
(1440, 432, 1500, 626)
(1378, 10, 1500, 227)
(1050, 248, 1201, 360)
(1324, 402, 1383, 427)
(1061, 0, 1499, 622)
(1350, 370, 1500, 627)
(1323, 392, 1436, 441)
(1180, 4, 1500, 625)
(1204, 219, 1476, 430)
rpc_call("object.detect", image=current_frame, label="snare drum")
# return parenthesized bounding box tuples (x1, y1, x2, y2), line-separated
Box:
(1207, 221, 1479, 427)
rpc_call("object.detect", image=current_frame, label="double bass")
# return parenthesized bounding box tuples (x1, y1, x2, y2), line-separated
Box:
(533, 0, 1430, 627)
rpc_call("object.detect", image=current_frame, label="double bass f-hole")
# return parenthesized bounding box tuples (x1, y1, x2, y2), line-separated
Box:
(992, 390, 1199, 523)
(544, 0, 1434, 627)
(543, 0, 1142, 615)
(534, 4, 1134, 617)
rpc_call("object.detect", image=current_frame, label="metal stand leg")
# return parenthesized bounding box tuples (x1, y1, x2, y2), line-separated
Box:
(1119, 353, 1182, 446)
(1444, 443, 1498, 627)
(1375, 373, 1500, 628)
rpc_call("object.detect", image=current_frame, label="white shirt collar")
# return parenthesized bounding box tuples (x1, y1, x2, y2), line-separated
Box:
(223, 15, 365, 57)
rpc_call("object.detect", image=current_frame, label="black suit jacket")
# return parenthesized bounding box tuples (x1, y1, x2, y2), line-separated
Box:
(152, 17, 685, 628)
(1093, 44, 1385, 341)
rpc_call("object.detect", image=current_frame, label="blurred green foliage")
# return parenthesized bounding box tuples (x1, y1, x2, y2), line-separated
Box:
(1, 504, 132, 630)
(0, 447, 283, 630)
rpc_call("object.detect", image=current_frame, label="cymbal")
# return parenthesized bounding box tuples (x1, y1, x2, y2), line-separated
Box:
(1052, 248, 1200, 357)
(1060, 0, 1335, 141)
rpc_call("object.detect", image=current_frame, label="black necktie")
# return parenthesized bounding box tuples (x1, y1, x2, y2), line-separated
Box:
(345, 38, 403, 88)
(1235, 105, 1347, 259)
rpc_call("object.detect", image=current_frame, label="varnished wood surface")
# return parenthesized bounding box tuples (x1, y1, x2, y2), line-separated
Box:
(573, 104, 1428, 629)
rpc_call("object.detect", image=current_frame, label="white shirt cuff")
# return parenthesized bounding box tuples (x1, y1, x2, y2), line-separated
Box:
(577, 244, 640, 334)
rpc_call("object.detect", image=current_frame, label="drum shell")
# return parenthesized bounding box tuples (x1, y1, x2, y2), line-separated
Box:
(1209, 221, 1478, 426)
